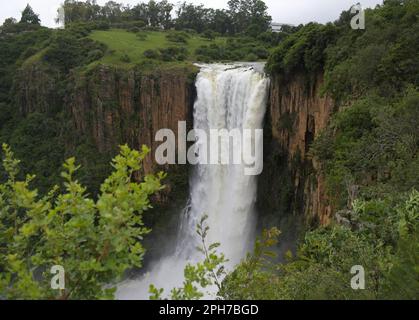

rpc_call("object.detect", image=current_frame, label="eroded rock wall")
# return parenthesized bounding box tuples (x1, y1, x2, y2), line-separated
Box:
(259, 73, 334, 225)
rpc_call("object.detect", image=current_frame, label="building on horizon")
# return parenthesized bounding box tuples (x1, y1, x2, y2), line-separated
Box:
(271, 22, 295, 32)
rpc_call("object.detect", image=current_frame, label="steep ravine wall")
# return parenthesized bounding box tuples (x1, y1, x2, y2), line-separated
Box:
(258, 73, 335, 226)
(66, 65, 196, 184)
(15, 62, 197, 206)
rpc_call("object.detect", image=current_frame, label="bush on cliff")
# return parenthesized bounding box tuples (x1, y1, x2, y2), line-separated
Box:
(44, 30, 107, 72)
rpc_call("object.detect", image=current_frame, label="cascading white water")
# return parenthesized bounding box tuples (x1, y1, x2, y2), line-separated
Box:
(117, 63, 270, 300)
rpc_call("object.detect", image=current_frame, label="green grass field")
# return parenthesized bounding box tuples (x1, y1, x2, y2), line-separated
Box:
(89, 29, 227, 66)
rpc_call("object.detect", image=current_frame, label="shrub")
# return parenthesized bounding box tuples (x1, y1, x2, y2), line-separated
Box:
(143, 49, 159, 59)
(44, 31, 106, 72)
(120, 53, 131, 63)
(94, 21, 110, 30)
(0, 144, 165, 300)
(20, 46, 39, 60)
(136, 33, 148, 41)
(166, 32, 189, 44)
(245, 53, 258, 61)
(252, 47, 269, 59)
(159, 46, 188, 61)
(87, 49, 105, 62)
(202, 30, 216, 40)
(195, 55, 211, 63)
(127, 26, 141, 33)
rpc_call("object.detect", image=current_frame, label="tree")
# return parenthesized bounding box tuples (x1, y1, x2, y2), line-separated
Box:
(210, 9, 232, 35)
(131, 3, 149, 24)
(175, 2, 210, 33)
(147, 0, 160, 27)
(56, 0, 102, 25)
(227, 0, 271, 35)
(101, 1, 123, 22)
(0, 144, 165, 299)
(20, 4, 40, 25)
(157, 0, 174, 29)
(2, 17, 17, 28)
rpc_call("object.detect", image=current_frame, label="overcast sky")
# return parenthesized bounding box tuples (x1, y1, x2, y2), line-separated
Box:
(1, 0, 384, 27)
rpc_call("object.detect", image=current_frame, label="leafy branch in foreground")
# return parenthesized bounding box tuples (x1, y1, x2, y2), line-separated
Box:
(218, 227, 281, 300)
(0, 144, 165, 300)
(149, 214, 228, 300)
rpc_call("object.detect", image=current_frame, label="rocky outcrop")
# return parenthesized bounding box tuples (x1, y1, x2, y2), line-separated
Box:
(15, 61, 197, 205)
(65, 64, 197, 203)
(67, 65, 196, 175)
(258, 73, 335, 225)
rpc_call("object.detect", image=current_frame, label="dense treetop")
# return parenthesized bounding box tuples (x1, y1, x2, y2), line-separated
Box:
(20, 4, 41, 25)
(55, 0, 272, 36)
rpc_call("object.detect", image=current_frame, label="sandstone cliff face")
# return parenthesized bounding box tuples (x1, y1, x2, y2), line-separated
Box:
(259, 73, 334, 225)
(15, 62, 197, 204)
(66, 65, 197, 203)
(67, 65, 196, 176)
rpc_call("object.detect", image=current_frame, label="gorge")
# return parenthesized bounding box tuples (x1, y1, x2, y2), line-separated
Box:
(10, 52, 339, 299)
(1, 0, 417, 301)
(14, 60, 334, 222)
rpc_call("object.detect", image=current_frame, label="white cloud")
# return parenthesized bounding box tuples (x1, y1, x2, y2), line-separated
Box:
(0, 0, 384, 28)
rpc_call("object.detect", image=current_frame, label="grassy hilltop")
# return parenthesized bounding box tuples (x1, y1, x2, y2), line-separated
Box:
(89, 29, 228, 66)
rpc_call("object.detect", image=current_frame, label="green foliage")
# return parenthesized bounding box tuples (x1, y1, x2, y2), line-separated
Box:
(2, 113, 65, 195)
(1, 17, 17, 28)
(380, 190, 419, 299)
(195, 38, 270, 62)
(202, 30, 216, 41)
(136, 32, 148, 41)
(143, 46, 192, 62)
(57, 0, 271, 36)
(158, 46, 188, 62)
(218, 190, 418, 300)
(367, 189, 419, 299)
(323, 0, 419, 102)
(227, 0, 272, 35)
(120, 53, 131, 63)
(254, 2, 419, 300)
(150, 215, 227, 300)
(0, 27, 52, 102)
(174, 3, 221, 34)
(245, 53, 259, 62)
(311, 88, 419, 207)
(20, 5, 40, 25)
(219, 228, 280, 300)
(267, 22, 337, 77)
(166, 31, 190, 44)
(44, 30, 107, 72)
(0, 144, 165, 299)
(143, 49, 160, 60)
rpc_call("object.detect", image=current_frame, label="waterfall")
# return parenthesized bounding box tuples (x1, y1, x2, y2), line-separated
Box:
(117, 63, 270, 300)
